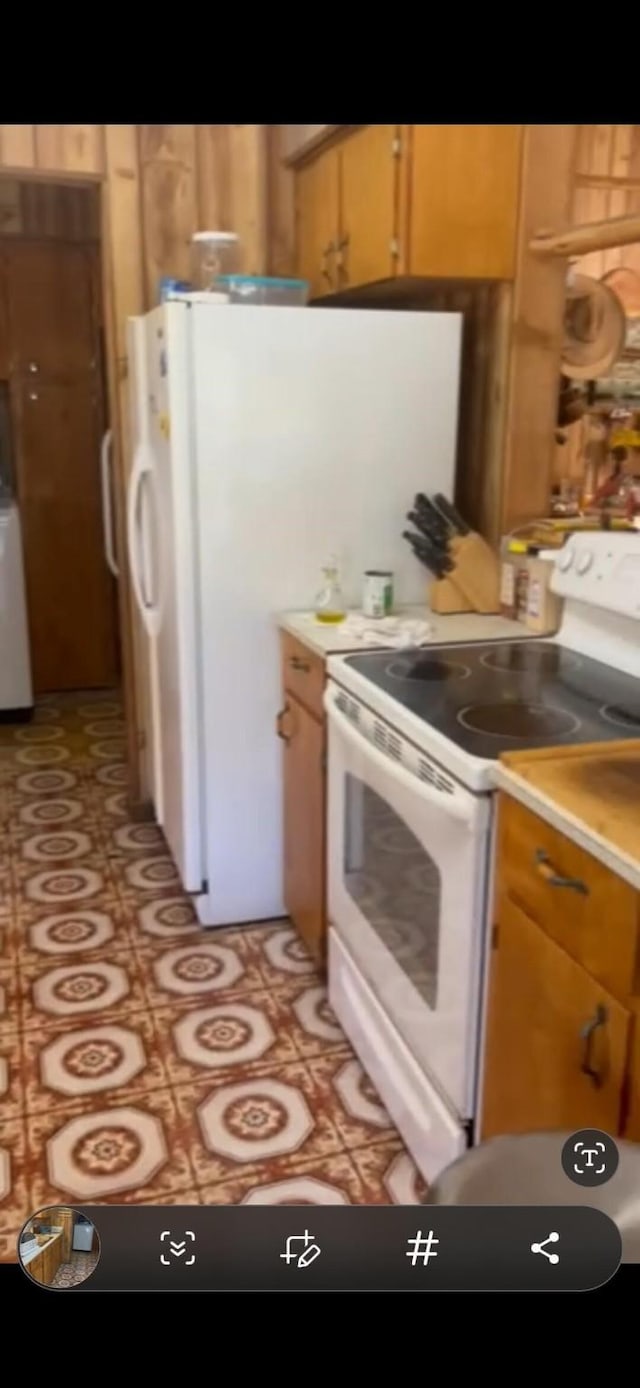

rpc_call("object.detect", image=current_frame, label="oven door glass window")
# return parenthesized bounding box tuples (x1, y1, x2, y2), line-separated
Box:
(344, 773, 441, 1010)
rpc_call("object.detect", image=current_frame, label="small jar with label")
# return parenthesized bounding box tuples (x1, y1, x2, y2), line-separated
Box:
(362, 571, 394, 619)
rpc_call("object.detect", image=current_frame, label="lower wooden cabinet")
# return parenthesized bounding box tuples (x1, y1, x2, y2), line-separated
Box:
(282, 692, 325, 961)
(482, 895, 631, 1138)
(278, 643, 326, 964)
(481, 795, 640, 1142)
(25, 1231, 64, 1285)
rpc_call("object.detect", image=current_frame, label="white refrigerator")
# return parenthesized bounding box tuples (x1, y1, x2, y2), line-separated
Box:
(127, 296, 461, 927)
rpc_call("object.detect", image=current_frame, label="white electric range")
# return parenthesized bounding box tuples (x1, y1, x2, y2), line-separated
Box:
(324, 532, 640, 1182)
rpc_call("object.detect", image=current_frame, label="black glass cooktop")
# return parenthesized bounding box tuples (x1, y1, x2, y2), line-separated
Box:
(344, 641, 640, 760)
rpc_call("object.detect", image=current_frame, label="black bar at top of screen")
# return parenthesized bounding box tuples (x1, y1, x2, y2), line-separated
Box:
(17, 1206, 622, 1292)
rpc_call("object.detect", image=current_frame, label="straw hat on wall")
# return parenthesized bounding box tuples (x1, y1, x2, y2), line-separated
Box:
(561, 271, 626, 381)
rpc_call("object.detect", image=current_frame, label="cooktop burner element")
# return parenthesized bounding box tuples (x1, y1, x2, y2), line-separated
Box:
(457, 702, 580, 739)
(342, 640, 640, 761)
(600, 703, 640, 730)
(386, 656, 471, 683)
(480, 645, 580, 675)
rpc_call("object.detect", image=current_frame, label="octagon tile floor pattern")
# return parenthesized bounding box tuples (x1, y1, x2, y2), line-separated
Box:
(0, 693, 426, 1258)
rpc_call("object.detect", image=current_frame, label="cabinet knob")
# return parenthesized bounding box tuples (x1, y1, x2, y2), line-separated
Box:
(289, 655, 310, 674)
(580, 1004, 607, 1087)
(29, 362, 38, 373)
(28, 391, 38, 401)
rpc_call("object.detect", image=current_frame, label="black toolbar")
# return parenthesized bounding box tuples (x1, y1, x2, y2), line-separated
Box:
(19, 1206, 621, 1292)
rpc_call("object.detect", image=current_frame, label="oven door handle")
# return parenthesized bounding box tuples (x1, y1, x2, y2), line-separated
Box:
(324, 688, 478, 830)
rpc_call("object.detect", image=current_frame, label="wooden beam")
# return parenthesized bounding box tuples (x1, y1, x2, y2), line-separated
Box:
(501, 125, 578, 534)
(530, 212, 640, 258)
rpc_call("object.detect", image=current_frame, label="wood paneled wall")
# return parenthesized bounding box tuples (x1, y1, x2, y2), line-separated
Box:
(572, 126, 640, 279)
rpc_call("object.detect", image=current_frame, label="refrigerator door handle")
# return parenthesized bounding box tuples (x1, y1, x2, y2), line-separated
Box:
(100, 429, 119, 578)
(127, 444, 161, 636)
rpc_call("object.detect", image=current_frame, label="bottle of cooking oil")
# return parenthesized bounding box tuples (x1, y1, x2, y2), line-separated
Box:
(314, 556, 346, 624)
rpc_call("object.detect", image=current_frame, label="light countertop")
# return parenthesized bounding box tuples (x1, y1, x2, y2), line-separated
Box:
(493, 743, 640, 892)
(20, 1228, 63, 1265)
(278, 607, 530, 657)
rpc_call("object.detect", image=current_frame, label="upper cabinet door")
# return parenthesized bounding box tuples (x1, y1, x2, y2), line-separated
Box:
(296, 148, 340, 299)
(338, 124, 399, 290)
(5, 242, 96, 378)
(407, 125, 523, 279)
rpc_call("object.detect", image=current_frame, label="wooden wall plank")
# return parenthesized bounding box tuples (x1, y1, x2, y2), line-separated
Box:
(266, 125, 295, 277)
(139, 125, 196, 166)
(501, 125, 578, 533)
(0, 126, 36, 169)
(34, 125, 104, 176)
(139, 124, 197, 304)
(103, 126, 145, 344)
(227, 125, 267, 275)
(196, 125, 233, 231)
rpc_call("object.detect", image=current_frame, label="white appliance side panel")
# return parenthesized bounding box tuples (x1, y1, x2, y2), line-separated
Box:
(127, 315, 163, 819)
(147, 303, 203, 891)
(0, 505, 33, 711)
(192, 304, 461, 926)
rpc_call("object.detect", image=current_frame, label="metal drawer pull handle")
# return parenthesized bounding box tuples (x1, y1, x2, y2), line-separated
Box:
(289, 655, 311, 673)
(534, 849, 588, 895)
(276, 703, 292, 743)
(580, 1004, 607, 1087)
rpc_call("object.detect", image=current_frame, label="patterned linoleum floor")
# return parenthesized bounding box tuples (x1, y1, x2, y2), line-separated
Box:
(0, 692, 425, 1259)
(49, 1251, 99, 1287)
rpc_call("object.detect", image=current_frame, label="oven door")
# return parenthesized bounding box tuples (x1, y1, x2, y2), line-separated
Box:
(325, 680, 490, 1118)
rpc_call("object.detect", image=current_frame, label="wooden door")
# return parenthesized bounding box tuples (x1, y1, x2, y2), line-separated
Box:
(296, 149, 340, 299)
(481, 895, 631, 1139)
(338, 125, 398, 289)
(4, 240, 117, 692)
(408, 125, 523, 279)
(13, 377, 118, 691)
(5, 241, 96, 377)
(0, 250, 8, 376)
(281, 692, 325, 961)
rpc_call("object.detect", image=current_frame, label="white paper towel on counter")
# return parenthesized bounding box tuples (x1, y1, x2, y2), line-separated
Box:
(338, 614, 433, 648)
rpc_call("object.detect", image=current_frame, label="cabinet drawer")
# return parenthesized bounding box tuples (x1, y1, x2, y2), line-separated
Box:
(498, 796, 640, 998)
(280, 632, 325, 720)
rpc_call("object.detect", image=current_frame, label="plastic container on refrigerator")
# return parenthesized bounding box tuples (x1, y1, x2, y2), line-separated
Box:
(217, 275, 309, 306)
(190, 232, 240, 290)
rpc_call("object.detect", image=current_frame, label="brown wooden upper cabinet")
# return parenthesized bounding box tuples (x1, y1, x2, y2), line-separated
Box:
(295, 125, 523, 296)
(296, 148, 341, 300)
(406, 125, 523, 280)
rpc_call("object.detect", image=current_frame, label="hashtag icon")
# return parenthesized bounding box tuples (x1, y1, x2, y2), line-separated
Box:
(406, 1229, 439, 1265)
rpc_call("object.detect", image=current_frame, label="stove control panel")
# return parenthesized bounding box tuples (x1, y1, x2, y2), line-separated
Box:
(545, 532, 640, 618)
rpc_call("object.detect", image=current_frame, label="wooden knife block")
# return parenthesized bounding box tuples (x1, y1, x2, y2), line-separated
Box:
(430, 531, 501, 615)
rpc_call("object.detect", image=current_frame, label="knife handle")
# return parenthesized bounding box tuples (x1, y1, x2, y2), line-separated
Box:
(432, 494, 470, 535)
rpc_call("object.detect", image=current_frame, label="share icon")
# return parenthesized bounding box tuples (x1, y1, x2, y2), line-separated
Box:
(530, 1231, 560, 1265)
